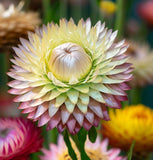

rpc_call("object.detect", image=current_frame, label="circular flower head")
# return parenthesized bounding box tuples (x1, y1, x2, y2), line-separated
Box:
(0, 2, 41, 50)
(8, 18, 132, 134)
(40, 135, 126, 160)
(0, 117, 43, 160)
(125, 41, 153, 87)
(138, 1, 153, 28)
(101, 104, 153, 154)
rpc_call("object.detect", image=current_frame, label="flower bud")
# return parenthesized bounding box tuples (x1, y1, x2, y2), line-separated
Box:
(49, 42, 92, 83)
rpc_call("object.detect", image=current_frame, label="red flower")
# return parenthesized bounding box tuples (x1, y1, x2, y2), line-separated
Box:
(138, 1, 153, 27)
(0, 117, 43, 160)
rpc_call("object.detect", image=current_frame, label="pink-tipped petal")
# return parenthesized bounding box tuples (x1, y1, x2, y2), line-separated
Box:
(0, 117, 43, 159)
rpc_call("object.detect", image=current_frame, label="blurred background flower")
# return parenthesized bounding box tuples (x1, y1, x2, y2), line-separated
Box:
(0, 1, 41, 51)
(138, 0, 153, 28)
(101, 104, 153, 159)
(0, 0, 153, 159)
(40, 135, 126, 160)
(0, 117, 43, 160)
(125, 41, 153, 87)
(99, 0, 116, 17)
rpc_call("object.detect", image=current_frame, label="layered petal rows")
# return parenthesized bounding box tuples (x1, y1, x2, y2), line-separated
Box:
(102, 105, 153, 153)
(8, 19, 132, 134)
(0, 117, 43, 160)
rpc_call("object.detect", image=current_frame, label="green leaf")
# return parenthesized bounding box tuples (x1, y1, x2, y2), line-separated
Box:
(63, 130, 78, 160)
(88, 126, 97, 143)
(127, 141, 135, 160)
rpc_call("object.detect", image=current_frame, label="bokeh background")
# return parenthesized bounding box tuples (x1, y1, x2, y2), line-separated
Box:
(0, 0, 153, 159)
(0, 0, 153, 108)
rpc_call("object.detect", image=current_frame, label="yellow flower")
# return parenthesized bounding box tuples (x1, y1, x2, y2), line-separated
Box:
(102, 104, 153, 154)
(0, 2, 41, 50)
(8, 18, 132, 134)
(99, 1, 116, 15)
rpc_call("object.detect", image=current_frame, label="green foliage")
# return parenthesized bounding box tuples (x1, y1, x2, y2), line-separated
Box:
(42, 0, 60, 24)
(127, 141, 135, 160)
(88, 126, 97, 143)
(96, 0, 101, 5)
(63, 130, 78, 160)
(72, 128, 91, 160)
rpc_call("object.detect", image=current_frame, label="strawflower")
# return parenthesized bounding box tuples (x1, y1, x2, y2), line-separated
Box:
(0, 117, 43, 160)
(8, 18, 132, 134)
(101, 104, 153, 159)
(0, 1, 41, 50)
(40, 135, 126, 160)
(125, 41, 153, 87)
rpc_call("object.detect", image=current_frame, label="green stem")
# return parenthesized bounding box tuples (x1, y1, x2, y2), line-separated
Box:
(130, 88, 142, 105)
(0, 52, 9, 92)
(42, 0, 52, 24)
(42, 126, 58, 149)
(127, 141, 135, 160)
(71, 128, 91, 160)
(75, 135, 90, 160)
(115, 0, 124, 37)
(63, 130, 78, 160)
(90, 0, 100, 24)
(48, 128, 58, 144)
(60, 0, 68, 19)
(70, 2, 82, 22)
(42, 125, 49, 149)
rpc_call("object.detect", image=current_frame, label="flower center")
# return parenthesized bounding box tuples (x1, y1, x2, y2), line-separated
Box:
(86, 149, 108, 160)
(0, 128, 10, 138)
(58, 149, 108, 160)
(132, 112, 148, 120)
(49, 42, 92, 83)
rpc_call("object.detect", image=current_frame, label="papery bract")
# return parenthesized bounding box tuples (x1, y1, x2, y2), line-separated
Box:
(0, 117, 43, 160)
(8, 18, 132, 134)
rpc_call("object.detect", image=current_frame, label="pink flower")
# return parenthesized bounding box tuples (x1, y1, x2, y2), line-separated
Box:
(138, 1, 153, 28)
(0, 117, 43, 160)
(40, 135, 126, 160)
